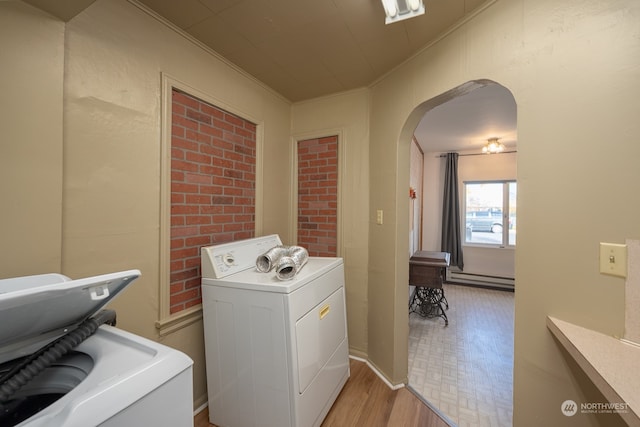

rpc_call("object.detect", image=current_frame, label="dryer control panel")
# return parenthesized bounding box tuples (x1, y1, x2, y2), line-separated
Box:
(201, 234, 283, 279)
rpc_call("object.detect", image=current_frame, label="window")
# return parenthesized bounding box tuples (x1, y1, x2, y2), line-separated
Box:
(464, 181, 516, 247)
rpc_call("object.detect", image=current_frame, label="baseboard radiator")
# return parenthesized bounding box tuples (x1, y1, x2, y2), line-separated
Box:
(447, 270, 514, 290)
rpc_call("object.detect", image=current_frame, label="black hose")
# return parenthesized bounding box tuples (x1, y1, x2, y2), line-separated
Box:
(0, 309, 117, 405)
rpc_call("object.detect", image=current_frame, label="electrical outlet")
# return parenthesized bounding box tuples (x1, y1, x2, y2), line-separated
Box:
(599, 242, 627, 278)
(376, 210, 383, 225)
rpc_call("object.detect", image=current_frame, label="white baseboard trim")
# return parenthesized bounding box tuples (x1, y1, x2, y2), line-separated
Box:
(349, 355, 405, 390)
(193, 401, 208, 417)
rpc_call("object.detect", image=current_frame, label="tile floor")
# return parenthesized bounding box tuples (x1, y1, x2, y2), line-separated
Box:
(408, 284, 514, 427)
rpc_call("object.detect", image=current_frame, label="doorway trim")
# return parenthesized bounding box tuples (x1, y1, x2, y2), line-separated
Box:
(400, 79, 517, 421)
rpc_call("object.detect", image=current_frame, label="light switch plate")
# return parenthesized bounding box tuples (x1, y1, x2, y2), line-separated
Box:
(376, 209, 383, 225)
(599, 242, 627, 277)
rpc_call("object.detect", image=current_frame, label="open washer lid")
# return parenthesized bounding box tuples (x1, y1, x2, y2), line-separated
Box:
(0, 270, 140, 364)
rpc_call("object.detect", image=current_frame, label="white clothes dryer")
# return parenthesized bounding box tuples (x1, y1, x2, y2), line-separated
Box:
(201, 235, 349, 427)
(0, 270, 194, 427)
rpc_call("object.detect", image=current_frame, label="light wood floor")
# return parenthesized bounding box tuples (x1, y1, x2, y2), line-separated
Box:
(195, 358, 450, 427)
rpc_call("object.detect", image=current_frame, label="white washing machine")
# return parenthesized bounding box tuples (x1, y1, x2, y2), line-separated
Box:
(0, 270, 194, 427)
(201, 235, 349, 427)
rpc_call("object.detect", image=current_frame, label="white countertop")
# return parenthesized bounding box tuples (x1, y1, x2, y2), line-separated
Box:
(547, 316, 640, 426)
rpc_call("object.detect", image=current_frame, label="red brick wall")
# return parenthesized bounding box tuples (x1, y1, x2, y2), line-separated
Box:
(297, 136, 338, 256)
(170, 89, 256, 314)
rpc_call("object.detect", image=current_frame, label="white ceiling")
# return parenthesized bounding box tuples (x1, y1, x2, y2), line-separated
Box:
(24, 0, 517, 152)
(414, 83, 517, 153)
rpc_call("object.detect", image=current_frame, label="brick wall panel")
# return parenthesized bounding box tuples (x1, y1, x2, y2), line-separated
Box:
(297, 136, 338, 257)
(170, 88, 256, 313)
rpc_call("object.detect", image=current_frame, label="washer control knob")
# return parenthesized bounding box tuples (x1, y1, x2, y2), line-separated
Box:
(223, 253, 235, 266)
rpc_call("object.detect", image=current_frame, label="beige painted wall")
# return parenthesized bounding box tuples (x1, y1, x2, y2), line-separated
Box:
(1, 0, 292, 410)
(62, 0, 292, 408)
(291, 89, 371, 357)
(0, 2, 64, 278)
(4, 0, 640, 425)
(367, 0, 639, 426)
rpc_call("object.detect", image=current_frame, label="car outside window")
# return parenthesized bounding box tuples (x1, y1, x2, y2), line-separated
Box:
(464, 181, 516, 247)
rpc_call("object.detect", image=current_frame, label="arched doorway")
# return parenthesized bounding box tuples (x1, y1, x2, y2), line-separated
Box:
(402, 80, 517, 426)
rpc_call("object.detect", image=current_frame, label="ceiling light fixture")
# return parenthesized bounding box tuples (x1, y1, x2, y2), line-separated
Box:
(381, 0, 425, 25)
(482, 137, 505, 154)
